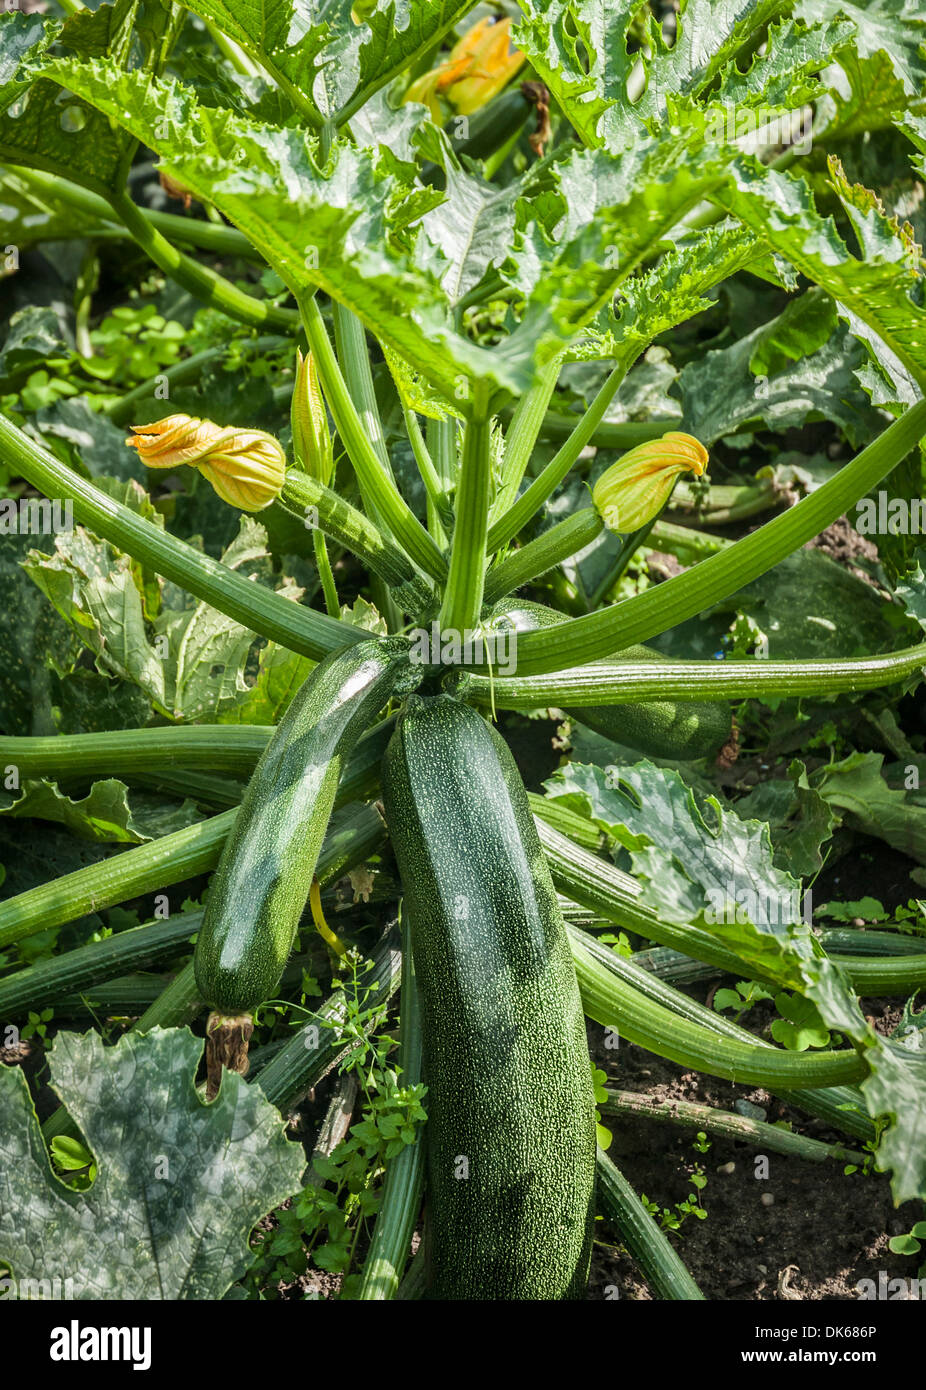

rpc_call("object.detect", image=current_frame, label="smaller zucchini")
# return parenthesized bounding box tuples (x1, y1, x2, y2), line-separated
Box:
(490, 599, 732, 761)
(194, 636, 417, 1019)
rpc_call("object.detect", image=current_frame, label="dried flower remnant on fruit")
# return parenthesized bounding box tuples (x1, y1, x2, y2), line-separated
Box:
(593, 432, 709, 534)
(403, 17, 525, 121)
(126, 414, 286, 511)
(291, 349, 334, 485)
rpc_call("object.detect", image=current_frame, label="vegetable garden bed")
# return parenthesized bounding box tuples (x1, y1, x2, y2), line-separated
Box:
(0, 0, 925, 1317)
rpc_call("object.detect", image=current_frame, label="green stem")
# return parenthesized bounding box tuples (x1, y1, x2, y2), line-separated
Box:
(0, 912, 201, 1019)
(461, 641, 926, 707)
(649, 517, 731, 559)
(525, 410, 671, 450)
(490, 354, 563, 523)
(670, 478, 781, 525)
(355, 913, 425, 1300)
(204, 20, 261, 77)
(301, 297, 447, 584)
(428, 416, 457, 488)
(14, 167, 261, 260)
(278, 472, 432, 610)
(506, 398, 926, 674)
(482, 507, 603, 606)
(574, 934, 867, 1089)
(108, 193, 299, 331)
(486, 356, 634, 553)
(133, 961, 202, 1033)
(440, 395, 493, 632)
(0, 726, 272, 780)
(313, 529, 340, 618)
(601, 1089, 866, 1166)
(0, 410, 358, 661)
(0, 811, 237, 953)
(403, 405, 453, 539)
(596, 1148, 705, 1300)
(107, 337, 285, 426)
(331, 309, 394, 479)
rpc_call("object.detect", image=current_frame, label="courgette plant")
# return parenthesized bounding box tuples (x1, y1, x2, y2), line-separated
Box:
(2, 0, 926, 1300)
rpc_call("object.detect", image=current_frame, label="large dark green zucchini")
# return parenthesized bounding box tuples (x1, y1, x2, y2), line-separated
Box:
(382, 694, 596, 1300)
(195, 636, 417, 1016)
(491, 599, 732, 760)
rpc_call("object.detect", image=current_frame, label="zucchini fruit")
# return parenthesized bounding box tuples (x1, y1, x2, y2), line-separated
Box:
(491, 599, 732, 761)
(382, 694, 596, 1300)
(194, 636, 417, 1018)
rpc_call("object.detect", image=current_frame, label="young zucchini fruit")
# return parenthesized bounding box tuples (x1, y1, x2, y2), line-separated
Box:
(382, 694, 596, 1300)
(491, 599, 732, 761)
(194, 637, 418, 1023)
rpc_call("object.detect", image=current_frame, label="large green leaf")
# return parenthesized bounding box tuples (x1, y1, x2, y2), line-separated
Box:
(0, 2, 181, 195)
(0, 1027, 304, 1298)
(514, 0, 846, 150)
(22, 511, 307, 723)
(677, 317, 883, 448)
(0, 776, 201, 843)
(544, 758, 926, 1201)
(714, 154, 926, 394)
(796, 0, 926, 97)
(36, 58, 530, 399)
(169, 0, 474, 123)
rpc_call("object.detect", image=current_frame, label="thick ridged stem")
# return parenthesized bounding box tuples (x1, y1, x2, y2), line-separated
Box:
(483, 508, 603, 605)
(596, 1149, 705, 1300)
(108, 193, 299, 331)
(355, 913, 425, 1299)
(601, 1089, 866, 1165)
(301, 297, 447, 583)
(486, 357, 634, 553)
(0, 410, 358, 661)
(461, 642, 926, 706)
(505, 398, 926, 674)
(277, 472, 432, 609)
(440, 397, 493, 632)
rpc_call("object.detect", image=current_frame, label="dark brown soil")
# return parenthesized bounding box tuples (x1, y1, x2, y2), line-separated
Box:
(588, 1026, 924, 1301)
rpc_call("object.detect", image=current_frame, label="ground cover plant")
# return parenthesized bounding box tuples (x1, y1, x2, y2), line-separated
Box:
(0, 0, 925, 1303)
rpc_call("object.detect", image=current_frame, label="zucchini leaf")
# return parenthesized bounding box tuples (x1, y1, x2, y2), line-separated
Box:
(23, 510, 308, 723)
(0, 1027, 304, 1298)
(0, 777, 202, 844)
(544, 758, 926, 1202)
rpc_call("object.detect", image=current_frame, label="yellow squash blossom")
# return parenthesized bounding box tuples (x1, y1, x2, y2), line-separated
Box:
(444, 16, 525, 114)
(403, 17, 524, 122)
(592, 431, 709, 534)
(291, 349, 334, 486)
(126, 414, 286, 512)
(403, 53, 474, 123)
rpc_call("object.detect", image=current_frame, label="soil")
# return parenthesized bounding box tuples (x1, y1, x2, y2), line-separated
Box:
(588, 1007, 924, 1302)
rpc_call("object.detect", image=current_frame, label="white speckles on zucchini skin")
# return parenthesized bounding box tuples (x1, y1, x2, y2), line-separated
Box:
(383, 694, 596, 1300)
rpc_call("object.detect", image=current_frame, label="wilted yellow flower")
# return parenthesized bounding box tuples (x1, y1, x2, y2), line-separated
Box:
(445, 17, 525, 115)
(291, 349, 334, 486)
(592, 431, 708, 534)
(403, 17, 524, 122)
(126, 414, 286, 512)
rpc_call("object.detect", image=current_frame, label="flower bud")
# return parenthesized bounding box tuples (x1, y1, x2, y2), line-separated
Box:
(291, 349, 334, 486)
(592, 431, 709, 534)
(126, 414, 286, 512)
